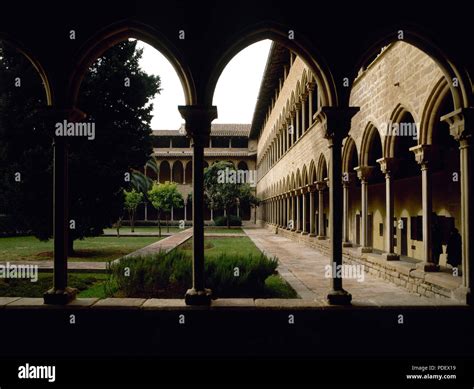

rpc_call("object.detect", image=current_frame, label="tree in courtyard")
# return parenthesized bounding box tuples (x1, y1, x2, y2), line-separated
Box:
(0, 40, 161, 255)
(239, 184, 260, 224)
(0, 42, 51, 238)
(204, 161, 242, 228)
(148, 181, 184, 236)
(123, 189, 144, 232)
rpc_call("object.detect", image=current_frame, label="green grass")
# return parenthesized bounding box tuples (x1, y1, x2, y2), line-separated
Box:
(263, 275, 298, 298)
(0, 273, 109, 298)
(204, 227, 243, 234)
(179, 237, 260, 259)
(0, 236, 162, 262)
(103, 226, 190, 234)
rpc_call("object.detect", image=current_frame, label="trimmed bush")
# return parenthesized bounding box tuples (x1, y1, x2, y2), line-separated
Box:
(213, 215, 242, 227)
(107, 249, 279, 298)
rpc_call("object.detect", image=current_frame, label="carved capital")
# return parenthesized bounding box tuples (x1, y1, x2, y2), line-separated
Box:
(316, 180, 327, 191)
(306, 81, 316, 92)
(376, 157, 399, 175)
(342, 171, 356, 186)
(315, 106, 360, 143)
(354, 165, 375, 182)
(178, 105, 217, 144)
(441, 107, 474, 142)
(409, 144, 437, 167)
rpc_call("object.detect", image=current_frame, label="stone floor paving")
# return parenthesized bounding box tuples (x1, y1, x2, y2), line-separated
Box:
(244, 228, 461, 306)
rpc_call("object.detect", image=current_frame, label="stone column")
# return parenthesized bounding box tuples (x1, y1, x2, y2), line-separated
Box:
(410, 145, 439, 272)
(309, 187, 316, 236)
(342, 173, 355, 247)
(296, 192, 301, 232)
(442, 108, 474, 304)
(377, 158, 399, 260)
(280, 197, 284, 227)
(44, 108, 85, 305)
(286, 195, 291, 229)
(355, 166, 374, 253)
(317, 107, 359, 305)
(179, 105, 217, 305)
(316, 181, 326, 240)
(290, 193, 296, 230)
(275, 198, 279, 226)
(307, 82, 315, 127)
(272, 199, 275, 224)
(301, 189, 308, 235)
(286, 120, 290, 150)
(290, 116, 295, 145)
(273, 199, 276, 224)
(301, 94, 307, 134)
(295, 103, 301, 140)
(184, 204, 187, 221)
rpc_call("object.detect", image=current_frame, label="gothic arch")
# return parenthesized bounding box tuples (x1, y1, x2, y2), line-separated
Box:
(205, 21, 338, 107)
(68, 20, 196, 108)
(360, 123, 383, 166)
(317, 153, 328, 181)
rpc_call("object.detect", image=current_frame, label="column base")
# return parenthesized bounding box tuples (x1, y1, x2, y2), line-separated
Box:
(309, 233, 316, 237)
(317, 235, 326, 240)
(43, 287, 77, 305)
(185, 288, 212, 306)
(383, 252, 400, 261)
(423, 262, 440, 272)
(301, 231, 308, 235)
(358, 247, 373, 254)
(327, 289, 352, 305)
(295, 229, 302, 233)
(342, 242, 352, 247)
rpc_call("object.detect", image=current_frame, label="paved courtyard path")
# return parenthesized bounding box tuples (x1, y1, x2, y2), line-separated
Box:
(244, 228, 459, 306)
(118, 228, 193, 260)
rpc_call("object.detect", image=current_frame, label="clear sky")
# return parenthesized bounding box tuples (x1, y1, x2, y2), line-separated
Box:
(136, 40, 272, 130)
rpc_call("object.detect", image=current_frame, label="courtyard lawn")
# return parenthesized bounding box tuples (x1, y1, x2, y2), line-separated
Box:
(0, 272, 109, 298)
(174, 236, 296, 298)
(179, 236, 260, 259)
(102, 226, 190, 235)
(204, 227, 243, 234)
(0, 236, 162, 262)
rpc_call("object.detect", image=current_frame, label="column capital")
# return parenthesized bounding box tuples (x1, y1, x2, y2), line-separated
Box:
(342, 171, 357, 185)
(376, 157, 399, 175)
(178, 105, 217, 143)
(315, 106, 360, 143)
(354, 165, 375, 181)
(409, 144, 437, 167)
(441, 107, 474, 142)
(294, 102, 302, 111)
(316, 180, 327, 191)
(306, 81, 316, 92)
